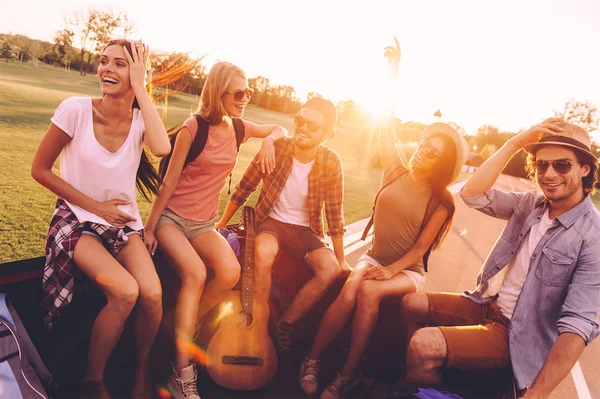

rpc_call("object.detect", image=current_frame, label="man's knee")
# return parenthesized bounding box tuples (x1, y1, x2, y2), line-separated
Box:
(401, 292, 430, 321)
(309, 248, 341, 284)
(255, 234, 279, 267)
(406, 327, 447, 368)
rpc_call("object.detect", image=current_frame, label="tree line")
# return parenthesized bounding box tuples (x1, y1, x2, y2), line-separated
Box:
(1, 6, 598, 181)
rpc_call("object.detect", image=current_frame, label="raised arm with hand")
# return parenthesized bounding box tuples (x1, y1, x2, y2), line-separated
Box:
(124, 39, 171, 157)
(379, 37, 406, 181)
(461, 118, 563, 196)
(245, 122, 287, 174)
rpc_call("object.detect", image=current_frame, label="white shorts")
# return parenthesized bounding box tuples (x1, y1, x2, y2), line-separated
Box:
(357, 253, 425, 292)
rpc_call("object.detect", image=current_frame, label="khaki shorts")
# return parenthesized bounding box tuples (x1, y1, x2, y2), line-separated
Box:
(426, 293, 510, 371)
(156, 208, 219, 240)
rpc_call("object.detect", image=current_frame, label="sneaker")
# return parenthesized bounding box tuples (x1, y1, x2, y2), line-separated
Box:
(298, 357, 320, 396)
(131, 368, 152, 399)
(81, 378, 114, 399)
(320, 371, 363, 399)
(167, 363, 201, 399)
(274, 321, 295, 354)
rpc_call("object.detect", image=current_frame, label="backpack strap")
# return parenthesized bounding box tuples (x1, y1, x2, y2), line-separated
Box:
(420, 194, 440, 273)
(361, 166, 410, 241)
(186, 115, 210, 166)
(232, 118, 245, 152)
(227, 118, 246, 194)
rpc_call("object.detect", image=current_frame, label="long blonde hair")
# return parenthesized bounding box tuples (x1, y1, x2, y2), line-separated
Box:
(197, 61, 246, 125)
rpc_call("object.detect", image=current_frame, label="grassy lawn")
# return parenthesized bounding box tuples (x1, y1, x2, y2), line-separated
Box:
(0, 61, 383, 262)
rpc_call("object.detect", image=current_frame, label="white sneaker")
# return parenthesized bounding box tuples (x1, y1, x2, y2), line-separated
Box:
(167, 363, 201, 399)
(320, 371, 363, 399)
(298, 357, 320, 396)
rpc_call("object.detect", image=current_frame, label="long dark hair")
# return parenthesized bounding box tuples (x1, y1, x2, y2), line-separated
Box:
(103, 39, 196, 201)
(425, 133, 457, 250)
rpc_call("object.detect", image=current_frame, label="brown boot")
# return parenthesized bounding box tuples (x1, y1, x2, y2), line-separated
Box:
(131, 368, 153, 399)
(81, 378, 114, 399)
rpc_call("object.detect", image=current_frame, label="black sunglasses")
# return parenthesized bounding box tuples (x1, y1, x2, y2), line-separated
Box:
(225, 88, 254, 101)
(294, 115, 322, 133)
(535, 159, 578, 174)
(417, 140, 441, 160)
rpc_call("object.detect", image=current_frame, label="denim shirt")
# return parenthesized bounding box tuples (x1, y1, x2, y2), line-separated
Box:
(460, 188, 600, 390)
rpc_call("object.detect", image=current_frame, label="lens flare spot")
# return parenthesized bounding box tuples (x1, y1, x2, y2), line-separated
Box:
(157, 386, 173, 398)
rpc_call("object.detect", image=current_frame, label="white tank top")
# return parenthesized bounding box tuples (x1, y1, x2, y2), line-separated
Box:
(51, 97, 145, 230)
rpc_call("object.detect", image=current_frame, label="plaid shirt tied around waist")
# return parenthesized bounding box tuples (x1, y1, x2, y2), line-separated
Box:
(42, 198, 134, 329)
(230, 137, 346, 237)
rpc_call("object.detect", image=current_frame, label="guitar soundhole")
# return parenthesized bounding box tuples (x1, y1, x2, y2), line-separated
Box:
(236, 312, 253, 327)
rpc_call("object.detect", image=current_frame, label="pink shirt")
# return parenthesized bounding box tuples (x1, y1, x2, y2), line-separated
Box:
(166, 117, 253, 222)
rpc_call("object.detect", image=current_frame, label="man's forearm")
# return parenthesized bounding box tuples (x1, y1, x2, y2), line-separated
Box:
(524, 333, 585, 398)
(462, 138, 521, 196)
(331, 235, 345, 263)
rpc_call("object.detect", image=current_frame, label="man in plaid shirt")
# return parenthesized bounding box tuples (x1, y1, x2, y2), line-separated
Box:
(218, 98, 349, 357)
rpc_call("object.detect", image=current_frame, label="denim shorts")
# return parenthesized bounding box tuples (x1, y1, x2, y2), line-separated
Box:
(156, 208, 219, 240)
(255, 217, 329, 259)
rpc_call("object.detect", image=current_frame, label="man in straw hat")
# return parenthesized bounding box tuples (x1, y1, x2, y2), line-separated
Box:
(217, 98, 349, 361)
(401, 118, 600, 397)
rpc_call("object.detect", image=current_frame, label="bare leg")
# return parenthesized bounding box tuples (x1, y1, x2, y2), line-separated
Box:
(279, 248, 340, 326)
(156, 225, 206, 373)
(73, 235, 139, 381)
(341, 273, 416, 378)
(406, 327, 447, 385)
(400, 292, 431, 347)
(115, 234, 163, 369)
(190, 230, 240, 320)
(307, 262, 370, 360)
(253, 233, 279, 303)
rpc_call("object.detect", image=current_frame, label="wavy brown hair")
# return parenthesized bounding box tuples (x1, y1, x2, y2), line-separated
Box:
(103, 39, 196, 201)
(423, 133, 457, 250)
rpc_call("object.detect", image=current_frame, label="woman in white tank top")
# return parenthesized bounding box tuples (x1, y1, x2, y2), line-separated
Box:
(31, 39, 192, 399)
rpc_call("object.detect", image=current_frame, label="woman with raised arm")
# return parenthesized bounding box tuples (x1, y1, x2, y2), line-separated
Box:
(297, 38, 467, 399)
(142, 61, 287, 399)
(32, 39, 192, 399)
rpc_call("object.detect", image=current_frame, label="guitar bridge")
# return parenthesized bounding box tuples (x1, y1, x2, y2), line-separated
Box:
(221, 356, 264, 366)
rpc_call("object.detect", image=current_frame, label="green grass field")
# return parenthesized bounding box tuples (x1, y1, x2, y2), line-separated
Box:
(0, 61, 384, 262)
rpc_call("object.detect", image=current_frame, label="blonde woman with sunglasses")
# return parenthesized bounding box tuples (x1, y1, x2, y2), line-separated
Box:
(143, 61, 286, 398)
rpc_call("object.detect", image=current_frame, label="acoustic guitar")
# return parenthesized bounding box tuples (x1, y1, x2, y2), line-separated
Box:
(206, 206, 278, 390)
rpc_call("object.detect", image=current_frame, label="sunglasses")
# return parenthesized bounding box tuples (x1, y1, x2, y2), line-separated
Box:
(294, 115, 323, 133)
(225, 88, 254, 101)
(534, 159, 578, 174)
(417, 140, 441, 160)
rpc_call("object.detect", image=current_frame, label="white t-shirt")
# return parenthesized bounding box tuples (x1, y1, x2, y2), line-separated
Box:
(51, 97, 146, 230)
(497, 209, 553, 319)
(269, 157, 314, 227)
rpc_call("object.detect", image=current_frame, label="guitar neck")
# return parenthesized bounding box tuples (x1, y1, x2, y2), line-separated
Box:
(240, 230, 255, 314)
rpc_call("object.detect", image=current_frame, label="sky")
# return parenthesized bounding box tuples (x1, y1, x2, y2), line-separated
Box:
(2, 0, 600, 135)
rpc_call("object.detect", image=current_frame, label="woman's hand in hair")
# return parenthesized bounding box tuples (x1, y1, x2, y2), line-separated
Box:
(256, 137, 276, 174)
(144, 229, 158, 256)
(94, 199, 137, 228)
(124, 39, 151, 92)
(384, 36, 401, 79)
(363, 265, 395, 281)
